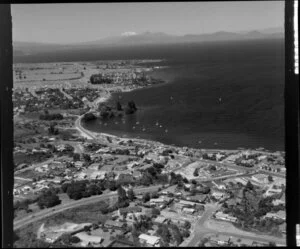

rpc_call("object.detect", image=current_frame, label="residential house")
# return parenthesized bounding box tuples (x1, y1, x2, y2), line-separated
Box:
(74, 161, 84, 168)
(104, 220, 124, 229)
(75, 232, 102, 247)
(118, 206, 142, 216)
(229, 237, 254, 247)
(138, 234, 160, 247)
(264, 210, 286, 221)
(210, 235, 231, 246)
(215, 211, 238, 223)
(153, 216, 167, 225)
(212, 181, 226, 190)
(182, 207, 195, 215)
(211, 190, 224, 200)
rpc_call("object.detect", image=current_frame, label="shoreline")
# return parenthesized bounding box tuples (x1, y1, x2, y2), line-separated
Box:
(77, 91, 284, 154)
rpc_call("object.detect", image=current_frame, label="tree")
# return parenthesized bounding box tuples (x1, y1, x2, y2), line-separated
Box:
(66, 182, 86, 200)
(82, 153, 91, 162)
(152, 208, 160, 216)
(83, 112, 96, 122)
(73, 153, 80, 162)
(116, 101, 123, 111)
(193, 168, 199, 177)
(37, 190, 61, 209)
(48, 122, 59, 135)
(268, 175, 274, 182)
(142, 192, 151, 203)
(181, 229, 190, 238)
(125, 101, 137, 114)
(183, 220, 191, 229)
(127, 189, 135, 201)
(245, 180, 254, 191)
(150, 191, 159, 199)
(118, 186, 128, 202)
(170, 224, 183, 245)
(157, 224, 171, 243)
(209, 165, 217, 171)
(269, 242, 276, 247)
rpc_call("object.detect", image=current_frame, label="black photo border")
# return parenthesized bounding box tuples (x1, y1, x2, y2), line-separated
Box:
(1, 0, 299, 247)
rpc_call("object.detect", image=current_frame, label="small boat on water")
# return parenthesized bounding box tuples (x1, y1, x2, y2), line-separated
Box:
(159, 125, 163, 128)
(136, 121, 140, 125)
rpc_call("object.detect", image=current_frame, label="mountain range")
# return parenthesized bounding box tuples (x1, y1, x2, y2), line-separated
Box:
(13, 27, 283, 57)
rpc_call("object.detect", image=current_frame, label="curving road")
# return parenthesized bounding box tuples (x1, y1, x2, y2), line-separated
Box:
(14, 185, 161, 230)
(74, 114, 97, 140)
(185, 202, 286, 247)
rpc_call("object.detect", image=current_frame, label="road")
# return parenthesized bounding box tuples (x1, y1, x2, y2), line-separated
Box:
(14, 185, 161, 230)
(74, 114, 97, 140)
(59, 87, 73, 100)
(14, 158, 57, 175)
(184, 202, 285, 247)
(185, 204, 220, 246)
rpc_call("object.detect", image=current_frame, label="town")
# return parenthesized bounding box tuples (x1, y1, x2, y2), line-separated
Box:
(13, 60, 286, 247)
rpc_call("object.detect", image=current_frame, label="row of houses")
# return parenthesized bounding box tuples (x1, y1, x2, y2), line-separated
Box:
(214, 211, 238, 223)
(208, 234, 269, 247)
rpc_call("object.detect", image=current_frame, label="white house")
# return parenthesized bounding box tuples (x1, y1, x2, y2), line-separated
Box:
(139, 234, 160, 247)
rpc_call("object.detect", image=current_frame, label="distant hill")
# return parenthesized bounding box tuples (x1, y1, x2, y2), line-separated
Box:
(13, 27, 284, 61)
(13, 28, 284, 63)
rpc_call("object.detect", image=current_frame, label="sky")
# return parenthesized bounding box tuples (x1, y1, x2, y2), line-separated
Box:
(12, 1, 284, 44)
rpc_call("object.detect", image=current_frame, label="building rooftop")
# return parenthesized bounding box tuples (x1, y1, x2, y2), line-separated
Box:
(138, 234, 160, 245)
(154, 216, 166, 224)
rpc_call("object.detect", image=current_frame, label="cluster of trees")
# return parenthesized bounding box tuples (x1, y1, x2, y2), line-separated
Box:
(14, 198, 38, 214)
(62, 181, 103, 200)
(224, 183, 284, 234)
(58, 233, 81, 245)
(39, 111, 63, 121)
(169, 172, 188, 186)
(125, 101, 137, 114)
(90, 74, 113, 84)
(101, 187, 135, 214)
(189, 185, 211, 195)
(82, 112, 96, 122)
(99, 104, 115, 119)
(235, 158, 255, 167)
(132, 214, 153, 233)
(138, 163, 168, 186)
(37, 189, 61, 209)
(157, 222, 188, 246)
(84, 143, 105, 152)
(61, 178, 136, 201)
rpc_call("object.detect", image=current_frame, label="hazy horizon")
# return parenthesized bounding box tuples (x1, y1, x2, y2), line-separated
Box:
(12, 1, 283, 44)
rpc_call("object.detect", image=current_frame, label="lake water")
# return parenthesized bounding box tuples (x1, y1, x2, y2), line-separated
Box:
(66, 40, 285, 151)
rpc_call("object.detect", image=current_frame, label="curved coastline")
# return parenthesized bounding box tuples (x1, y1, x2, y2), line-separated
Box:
(78, 72, 284, 154)
(77, 111, 282, 155)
